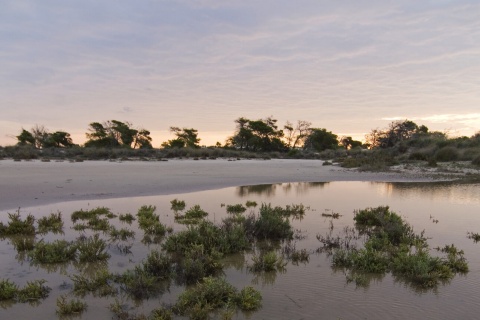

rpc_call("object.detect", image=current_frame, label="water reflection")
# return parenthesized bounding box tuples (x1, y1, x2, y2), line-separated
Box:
(236, 182, 328, 197)
(376, 182, 480, 205)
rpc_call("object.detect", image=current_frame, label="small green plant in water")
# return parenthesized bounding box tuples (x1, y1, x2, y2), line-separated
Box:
(245, 200, 258, 208)
(467, 232, 480, 243)
(226, 204, 247, 214)
(170, 199, 186, 212)
(28, 239, 77, 264)
(16, 279, 51, 303)
(37, 211, 63, 234)
(118, 213, 136, 223)
(0, 210, 36, 236)
(137, 205, 167, 236)
(0, 279, 18, 301)
(249, 251, 286, 272)
(76, 234, 110, 262)
(56, 295, 87, 315)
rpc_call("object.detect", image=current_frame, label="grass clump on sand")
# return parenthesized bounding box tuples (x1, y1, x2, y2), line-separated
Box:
(56, 295, 87, 315)
(173, 277, 262, 318)
(327, 206, 468, 289)
(118, 213, 136, 224)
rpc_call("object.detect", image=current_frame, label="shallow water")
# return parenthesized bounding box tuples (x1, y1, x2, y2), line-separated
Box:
(1, 181, 480, 319)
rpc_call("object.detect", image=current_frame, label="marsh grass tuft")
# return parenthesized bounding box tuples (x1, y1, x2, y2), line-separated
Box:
(118, 213, 136, 224)
(0, 211, 36, 236)
(16, 279, 51, 303)
(71, 207, 111, 223)
(173, 277, 261, 318)
(249, 251, 286, 272)
(71, 269, 117, 297)
(56, 295, 87, 315)
(28, 239, 77, 264)
(37, 211, 63, 234)
(226, 204, 247, 214)
(326, 206, 469, 289)
(245, 200, 258, 208)
(76, 234, 110, 262)
(0, 279, 18, 301)
(137, 205, 167, 236)
(175, 205, 208, 224)
(170, 199, 186, 212)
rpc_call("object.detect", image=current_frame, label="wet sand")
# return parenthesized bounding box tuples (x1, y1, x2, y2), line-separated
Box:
(0, 158, 436, 211)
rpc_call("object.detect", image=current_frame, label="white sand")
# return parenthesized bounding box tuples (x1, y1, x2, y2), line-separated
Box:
(0, 158, 438, 211)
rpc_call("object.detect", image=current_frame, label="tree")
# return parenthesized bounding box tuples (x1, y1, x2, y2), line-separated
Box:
(16, 126, 75, 148)
(228, 116, 286, 152)
(85, 120, 151, 148)
(161, 127, 200, 148)
(44, 131, 75, 148)
(365, 120, 425, 149)
(303, 128, 338, 151)
(284, 120, 311, 149)
(339, 136, 363, 150)
(16, 129, 35, 146)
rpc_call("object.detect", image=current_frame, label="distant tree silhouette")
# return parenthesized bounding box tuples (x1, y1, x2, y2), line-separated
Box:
(303, 128, 338, 151)
(161, 127, 200, 148)
(85, 120, 151, 148)
(228, 116, 286, 151)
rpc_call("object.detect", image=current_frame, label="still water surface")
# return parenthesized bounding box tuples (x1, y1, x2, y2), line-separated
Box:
(1, 181, 480, 319)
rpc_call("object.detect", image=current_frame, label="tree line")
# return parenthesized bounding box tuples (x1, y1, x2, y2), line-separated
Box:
(13, 116, 478, 153)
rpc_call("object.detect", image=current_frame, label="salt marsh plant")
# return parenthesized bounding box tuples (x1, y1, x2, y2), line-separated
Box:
(0, 211, 36, 236)
(327, 206, 469, 289)
(0, 279, 18, 300)
(248, 204, 294, 240)
(56, 295, 87, 315)
(71, 269, 117, 297)
(173, 277, 261, 318)
(71, 207, 111, 223)
(245, 200, 258, 208)
(76, 234, 110, 262)
(226, 204, 247, 214)
(137, 205, 167, 236)
(141, 250, 173, 280)
(175, 205, 208, 224)
(28, 239, 77, 264)
(175, 245, 223, 284)
(249, 251, 286, 272)
(37, 211, 63, 234)
(118, 213, 136, 224)
(16, 279, 51, 303)
(108, 227, 135, 242)
(170, 199, 186, 212)
(467, 232, 480, 243)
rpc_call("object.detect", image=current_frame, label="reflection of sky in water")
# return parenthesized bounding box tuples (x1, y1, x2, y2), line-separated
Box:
(1, 182, 480, 319)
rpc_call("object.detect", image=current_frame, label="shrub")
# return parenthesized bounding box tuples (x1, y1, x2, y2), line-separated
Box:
(435, 147, 459, 162)
(76, 234, 110, 262)
(28, 239, 77, 264)
(0, 279, 18, 300)
(16, 280, 51, 302)
(472, 155, 480, 166)
(56, 295, 87, 315)
(37, 212, 63, 234)
(0, 211, 36, 236)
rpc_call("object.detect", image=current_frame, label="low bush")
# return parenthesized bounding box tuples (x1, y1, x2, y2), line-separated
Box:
(435, 147, 459, 162)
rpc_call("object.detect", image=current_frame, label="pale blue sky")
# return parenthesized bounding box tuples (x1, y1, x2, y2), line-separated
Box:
(1, 0, 479, 146)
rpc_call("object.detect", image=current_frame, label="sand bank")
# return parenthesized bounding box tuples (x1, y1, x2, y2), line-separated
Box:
(0, 159, 438, 211)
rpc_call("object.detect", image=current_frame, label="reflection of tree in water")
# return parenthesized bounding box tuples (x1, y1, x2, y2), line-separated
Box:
(382, 181, 480, 204)
(236, 182, 329, 198)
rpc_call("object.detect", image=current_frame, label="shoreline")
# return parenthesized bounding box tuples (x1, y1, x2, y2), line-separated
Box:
(0, 158, 457, 211)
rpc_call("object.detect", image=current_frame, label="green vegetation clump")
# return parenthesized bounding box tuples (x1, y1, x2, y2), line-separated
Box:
(0, 279, 18, 300)
(248, 204, 294, 240)
(109, 227, 135, 241)
(467, 232, 480, 243)
(37, 212, 63, 234)
(472, 155, 480, 166)
(16, 280, 51, 303)
(71, 270, 117, 297)
(76, 234, 110, 262)
(245, 200, 258, 208)
(0, 211, 36, 236)
(328, 206, 468, 288)
(435, 146, 459, 162)
(175, 205, 209, 223)
(173, 277, 262, 318)
(137, 205, 167, 236)
(118, 213, 136, 223)
(71, 207, 111, 223)
(170, 199, 186, 212)
(226, 204, 247, 214)
(56, 295, 87, 315)
(249, 251, 286, 272)
(28, 239, 77, 264)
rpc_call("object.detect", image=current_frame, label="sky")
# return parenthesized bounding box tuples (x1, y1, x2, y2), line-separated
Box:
(1, 0, 479, 147)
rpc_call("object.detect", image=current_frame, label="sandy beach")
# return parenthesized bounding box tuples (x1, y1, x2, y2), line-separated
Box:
(0, 158, 439, 211)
